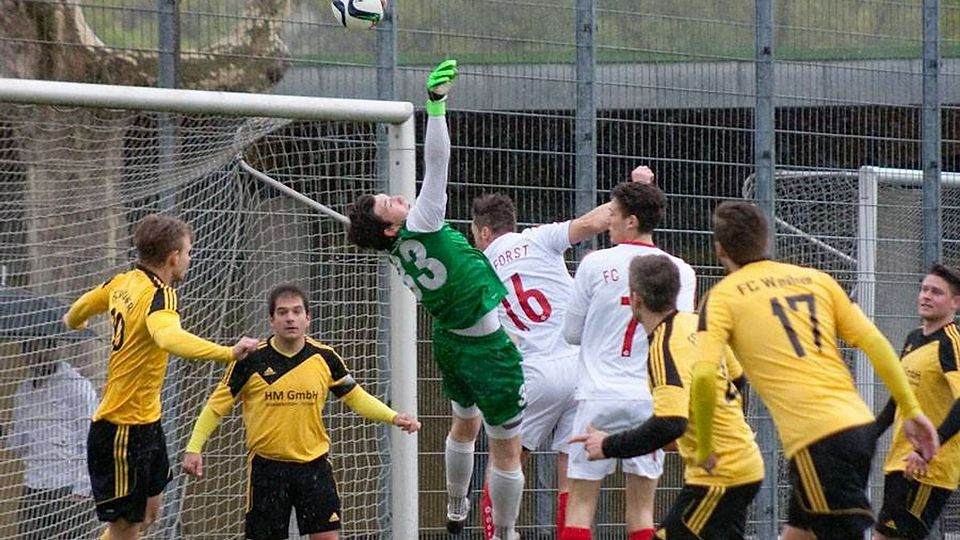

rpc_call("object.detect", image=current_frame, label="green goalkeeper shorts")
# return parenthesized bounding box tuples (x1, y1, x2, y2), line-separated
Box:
(432, 326, 525, 426)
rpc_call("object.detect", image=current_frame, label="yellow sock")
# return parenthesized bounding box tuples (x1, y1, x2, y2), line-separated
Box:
(99, 527, 110, 540)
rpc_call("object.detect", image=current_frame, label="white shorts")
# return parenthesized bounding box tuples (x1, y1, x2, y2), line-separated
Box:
(567, 398, 664, 481)
(521, 352, 578, 453)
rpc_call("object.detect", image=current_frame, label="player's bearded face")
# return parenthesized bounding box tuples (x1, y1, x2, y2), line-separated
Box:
(269, 295, 310, 341)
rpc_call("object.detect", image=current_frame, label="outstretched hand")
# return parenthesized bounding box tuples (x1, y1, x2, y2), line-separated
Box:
(232, 337, 260, 361)
(904, 413, 940, 462)
(426, 59, 458, 102)
(183, 452, 203, 478)
(630, 165, 655, 185)
(569, 424, 608, 461)
(394, 413, 421, 433)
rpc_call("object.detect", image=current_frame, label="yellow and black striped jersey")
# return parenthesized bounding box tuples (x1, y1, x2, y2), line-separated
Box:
(696, 260, 878, 458)
(649, 312, 764, 486)
(885, 323, 960, 489)
(206, 337, 368, 462)
(64, 265, 233, 424)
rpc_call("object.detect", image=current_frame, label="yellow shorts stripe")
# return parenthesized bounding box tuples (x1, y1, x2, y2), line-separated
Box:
(113, 425, 129, 498)
(795, 449, 829, 512)
(686, 485, 725, 534)
(245, 453, 255, 513)
(909, 483, 932, 518)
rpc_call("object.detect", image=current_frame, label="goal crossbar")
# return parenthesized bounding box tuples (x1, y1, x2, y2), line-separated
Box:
(0, 77, 413, 123)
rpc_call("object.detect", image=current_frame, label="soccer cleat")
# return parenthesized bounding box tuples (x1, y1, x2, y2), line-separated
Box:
(491, 529, 521, 540)
(445, 496, 470, 534)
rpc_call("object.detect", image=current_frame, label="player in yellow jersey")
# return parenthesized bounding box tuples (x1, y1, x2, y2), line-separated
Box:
(62, 213, 260, 540)
(691, 201, 939, 540)
(873, 264, 960, 540)
(182, 284, 420, 540)
(570, 254, 764, 539)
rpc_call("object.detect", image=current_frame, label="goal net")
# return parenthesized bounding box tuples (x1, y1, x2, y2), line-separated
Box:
(0, 80, 416, 539)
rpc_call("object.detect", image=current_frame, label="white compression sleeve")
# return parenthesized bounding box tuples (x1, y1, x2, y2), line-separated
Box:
(407, 115, 450, 233)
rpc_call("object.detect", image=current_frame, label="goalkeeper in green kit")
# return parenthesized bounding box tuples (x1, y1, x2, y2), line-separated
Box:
(347, 60, 524, 540)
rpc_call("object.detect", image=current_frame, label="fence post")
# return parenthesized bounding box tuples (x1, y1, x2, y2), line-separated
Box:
(575, 0, 597, 260)
(922, 0, 942, 271)
(754, 0, 780, 537)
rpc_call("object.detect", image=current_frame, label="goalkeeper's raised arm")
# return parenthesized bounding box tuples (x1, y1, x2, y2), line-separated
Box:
(346, 59, 459, 250)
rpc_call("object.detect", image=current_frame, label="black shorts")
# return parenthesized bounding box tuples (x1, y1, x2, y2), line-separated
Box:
(875, 473, 953, 540)
(656, 481, 761, 540)
(246, 454, 342, 540)
(87, 419, 171, 523)
(787, 423, 876, 539)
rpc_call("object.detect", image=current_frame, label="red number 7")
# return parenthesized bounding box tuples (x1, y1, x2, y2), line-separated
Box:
(620, 296, 639, 356)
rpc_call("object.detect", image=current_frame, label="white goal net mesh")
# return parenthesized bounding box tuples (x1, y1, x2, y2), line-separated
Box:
(0, 101, 394, 539)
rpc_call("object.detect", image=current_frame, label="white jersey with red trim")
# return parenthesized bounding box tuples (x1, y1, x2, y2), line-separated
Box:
(567, 242, 696, 399)
(483, 222, 579, 360)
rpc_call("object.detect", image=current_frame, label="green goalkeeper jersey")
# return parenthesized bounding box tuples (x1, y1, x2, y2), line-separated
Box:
(390, 223, 506, 330)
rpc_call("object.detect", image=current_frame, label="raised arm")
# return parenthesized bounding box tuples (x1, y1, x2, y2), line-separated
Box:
(567, 165, 656, 245)
(406, 60, 458, 234)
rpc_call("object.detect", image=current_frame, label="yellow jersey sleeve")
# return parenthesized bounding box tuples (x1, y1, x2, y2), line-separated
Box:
(146, 310, 233, 362)
(827, 277, 878, 348)
(185, 404, 224, 453)
(64, 281, 111, 330)
(341, 385, 398, 424)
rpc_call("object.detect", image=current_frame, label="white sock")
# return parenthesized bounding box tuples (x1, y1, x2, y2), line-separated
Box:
(445, 435, 475, 499)
(489, 465, 524, 530)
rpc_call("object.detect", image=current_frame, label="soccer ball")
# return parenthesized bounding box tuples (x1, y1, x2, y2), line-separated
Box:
(331, 0, 383, 30)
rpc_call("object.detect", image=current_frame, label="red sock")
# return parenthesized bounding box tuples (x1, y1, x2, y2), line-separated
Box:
(556, 491, 569, 537)
(628, 528, 655, 540)
(560, 526, 592, 540)
(481, 483, 494, 540)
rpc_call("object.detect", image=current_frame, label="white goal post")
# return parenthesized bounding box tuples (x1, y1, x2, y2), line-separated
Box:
(0, 78, 417, 539)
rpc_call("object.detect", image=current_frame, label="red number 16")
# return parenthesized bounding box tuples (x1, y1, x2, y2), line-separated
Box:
(501, 274, 552, 331)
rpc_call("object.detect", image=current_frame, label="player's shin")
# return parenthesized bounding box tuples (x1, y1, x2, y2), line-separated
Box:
(489, 465, 524, 538)
(445, 435, 476, 533)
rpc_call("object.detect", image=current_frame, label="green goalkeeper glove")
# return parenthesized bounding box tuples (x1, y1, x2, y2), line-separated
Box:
(425, 59, 457, 117)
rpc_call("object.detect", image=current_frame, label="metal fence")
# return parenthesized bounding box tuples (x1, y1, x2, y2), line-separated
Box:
(2, 0, 960, 537)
